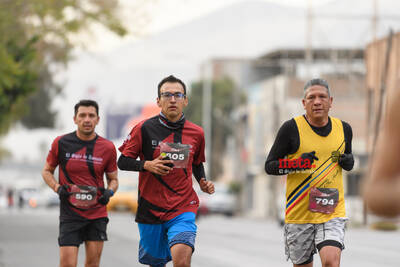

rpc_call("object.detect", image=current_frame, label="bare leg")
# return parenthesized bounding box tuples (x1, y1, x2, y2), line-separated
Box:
(84, 241, 104, 267)
(60, 246, 79, 267)
(293, 262, 313, 267)
(319, 246, 341, 267)
(170, 243, 192, 267)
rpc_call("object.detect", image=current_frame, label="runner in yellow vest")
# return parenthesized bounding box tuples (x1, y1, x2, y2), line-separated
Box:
(265, 78, 354, 267)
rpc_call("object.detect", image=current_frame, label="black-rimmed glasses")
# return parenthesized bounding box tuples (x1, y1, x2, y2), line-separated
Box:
(160, 92, 186, 100)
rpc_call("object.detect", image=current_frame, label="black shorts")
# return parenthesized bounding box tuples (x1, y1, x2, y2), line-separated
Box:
(58, 217, 109, 247)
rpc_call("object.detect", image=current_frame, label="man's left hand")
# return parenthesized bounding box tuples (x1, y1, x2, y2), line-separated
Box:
(199, 178, 215, 194)
(338, 153, 354, 171)
(98, 189, 114, 205)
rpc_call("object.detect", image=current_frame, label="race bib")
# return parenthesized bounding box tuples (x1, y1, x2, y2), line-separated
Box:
(308, 187, 339, 214)
(69, 184, 98, 209)
(159, 142, 191, 168)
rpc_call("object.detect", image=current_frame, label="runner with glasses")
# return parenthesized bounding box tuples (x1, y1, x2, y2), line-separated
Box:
(265, 79, 354, 267)
(118, 75, 215, 267)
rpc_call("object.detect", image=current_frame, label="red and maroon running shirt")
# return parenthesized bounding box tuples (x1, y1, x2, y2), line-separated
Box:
(47, 131, 117, 221)
(119, 115, 205, 224)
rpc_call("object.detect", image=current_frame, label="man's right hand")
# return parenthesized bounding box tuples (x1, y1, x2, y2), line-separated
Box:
(143, 154, 174, 175)
(300, 151, 319, 168)
(57, 184, 71, 202)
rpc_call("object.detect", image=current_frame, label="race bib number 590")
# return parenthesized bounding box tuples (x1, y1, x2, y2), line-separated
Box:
(69, 184, 98, 209)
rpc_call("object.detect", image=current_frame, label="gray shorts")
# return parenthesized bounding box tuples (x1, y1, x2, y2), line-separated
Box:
(284, 218, 347, 265)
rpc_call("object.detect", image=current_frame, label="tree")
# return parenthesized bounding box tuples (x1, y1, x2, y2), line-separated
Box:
(0, 0, 130, 133)
(185, 77, 246, 179)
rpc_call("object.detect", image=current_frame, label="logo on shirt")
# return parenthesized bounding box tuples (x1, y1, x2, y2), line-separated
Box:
(65, 153, 103, 164)
(278, 158, 316, 174)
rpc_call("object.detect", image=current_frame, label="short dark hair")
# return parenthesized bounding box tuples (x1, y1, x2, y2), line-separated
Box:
(157, 75, 187, 98)
(303, 78, 331, 98)
(74, 99, 99, 116)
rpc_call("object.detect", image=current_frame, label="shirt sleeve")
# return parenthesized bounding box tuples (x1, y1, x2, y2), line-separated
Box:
(46, 137, 60, 167)
(265, 119, 299, 175)
(118, 123, 143, 159)
(192, 162, 206, 182)
(193, 131, 206, 165)
(342, 121, 353, 154)
(105, 142, 118, 173)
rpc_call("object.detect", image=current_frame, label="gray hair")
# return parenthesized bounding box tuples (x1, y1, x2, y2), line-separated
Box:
(303, 78, 331, 98)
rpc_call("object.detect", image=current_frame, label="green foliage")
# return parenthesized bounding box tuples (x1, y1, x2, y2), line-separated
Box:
(185, 77, 246, 179)
(0, 37, 38, 134)
(0, 0, 127, 133)
(228, 180, 242, 195)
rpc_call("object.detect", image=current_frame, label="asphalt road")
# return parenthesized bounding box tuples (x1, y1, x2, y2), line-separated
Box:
(0, 208, 399, 267)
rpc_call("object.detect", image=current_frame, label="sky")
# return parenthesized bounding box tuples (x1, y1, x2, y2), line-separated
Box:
(85, 0, 336, 53)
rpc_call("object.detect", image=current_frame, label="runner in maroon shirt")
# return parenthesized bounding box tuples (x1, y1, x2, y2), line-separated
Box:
(118, 75, 215, 267)
(42, 100, 118, 267)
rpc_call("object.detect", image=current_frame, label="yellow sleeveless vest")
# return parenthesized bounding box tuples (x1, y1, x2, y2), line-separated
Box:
(285, 116, 346, 224)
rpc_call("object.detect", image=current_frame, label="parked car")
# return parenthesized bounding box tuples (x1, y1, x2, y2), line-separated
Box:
(38, 187, 60, 207)
(17, 187, 40, 208)
(16, 186, 59, 208)
(198, 182, 236, 217)
(196, 190, 210, 218)
(107, 180, 138, 213)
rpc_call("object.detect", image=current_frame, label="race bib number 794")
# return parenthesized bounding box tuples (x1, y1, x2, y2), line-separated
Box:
(308, 187, 339, 214)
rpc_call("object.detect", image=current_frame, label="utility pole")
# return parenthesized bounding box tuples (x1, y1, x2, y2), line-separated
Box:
(202, 62, 212, 179)
(372, 0, 378, 41)
(305, 0, 313, 78)
(364, 0, 380, 226)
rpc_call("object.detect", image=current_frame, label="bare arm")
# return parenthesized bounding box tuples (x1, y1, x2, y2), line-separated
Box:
(363, 88, 400, 217)
(105, 171, 118, 193)
(42, 162, 59, 193)
(199, 178, 215, 194)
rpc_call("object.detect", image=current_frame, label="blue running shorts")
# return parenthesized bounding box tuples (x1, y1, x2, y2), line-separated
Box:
(138, 212, 197, 267)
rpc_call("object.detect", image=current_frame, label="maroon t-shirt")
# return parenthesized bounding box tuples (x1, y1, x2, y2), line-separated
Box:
(47, 131, 117, 220)
(119, 115, 205, 224)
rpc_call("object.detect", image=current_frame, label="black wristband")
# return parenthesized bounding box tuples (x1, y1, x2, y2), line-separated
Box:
(192, 163, 206, 183)
(118, 155, 145, 172)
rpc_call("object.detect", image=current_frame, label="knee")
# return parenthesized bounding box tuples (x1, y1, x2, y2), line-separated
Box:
(321, 255, 340, 267)
(60, 257, 77, 267)
(173, 260, 190, 267)
(173, 256, 191, 267)
(85, 259, 100, 267)
(60, 261, 76, 267)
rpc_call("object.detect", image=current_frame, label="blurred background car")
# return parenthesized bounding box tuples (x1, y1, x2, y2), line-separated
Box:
(196, 189, 210, 218)
(107, 178, 138, 213)
(37, 187, 60, 207)
(16, 186, 60, 208)
(197, 182, 237, 217)
(207, 183, 236, 216)
(17, 187, 40, 208)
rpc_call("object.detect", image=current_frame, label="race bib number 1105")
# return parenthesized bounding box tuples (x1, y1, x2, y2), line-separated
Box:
(159, 142, 192, 168)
